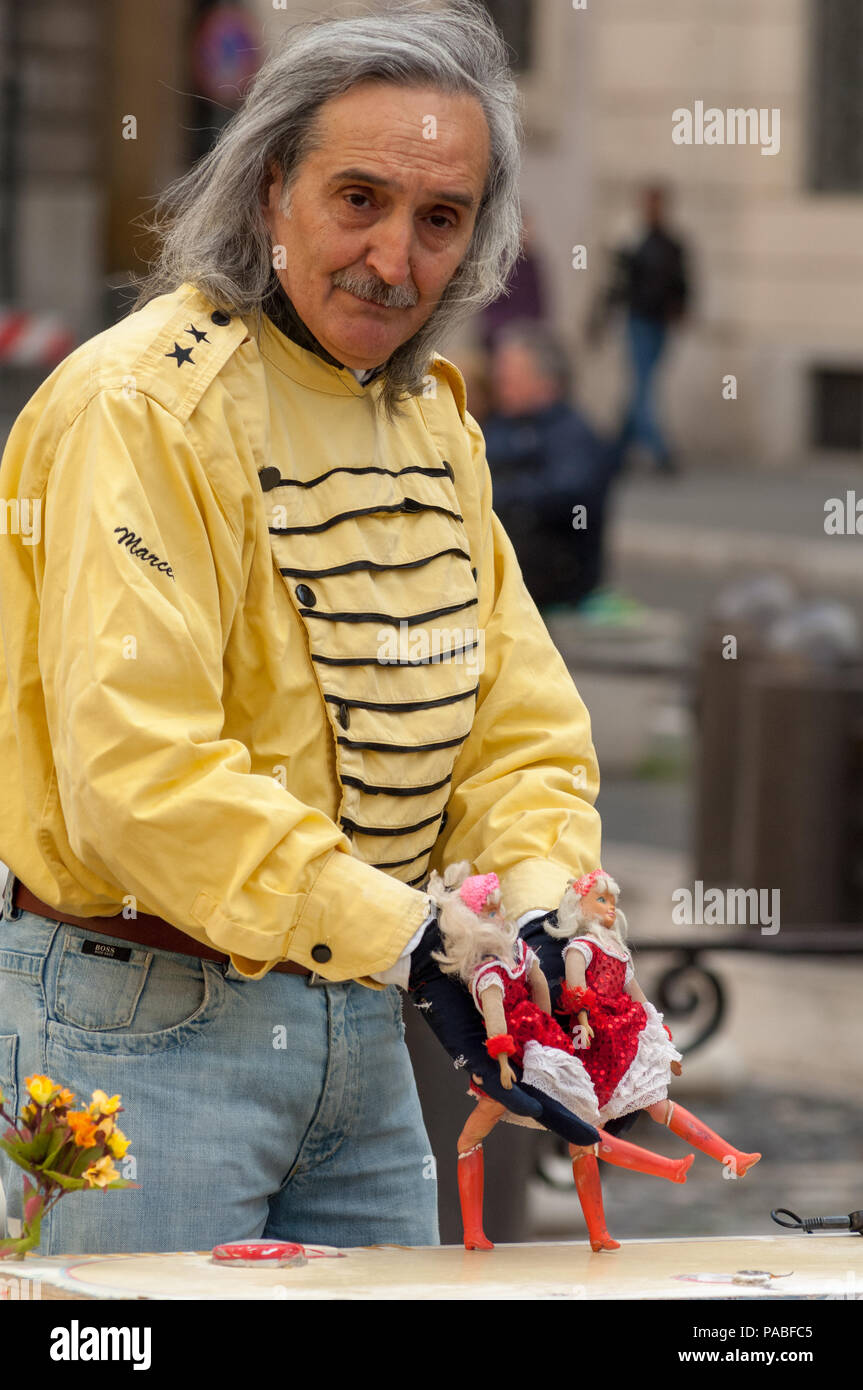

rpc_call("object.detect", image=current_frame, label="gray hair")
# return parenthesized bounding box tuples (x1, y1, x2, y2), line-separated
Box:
(131, 0, 523, 417)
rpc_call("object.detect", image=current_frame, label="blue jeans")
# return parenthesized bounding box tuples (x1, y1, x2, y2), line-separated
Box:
(0, 873, 438, 1253)
(620, 312, 670, 465)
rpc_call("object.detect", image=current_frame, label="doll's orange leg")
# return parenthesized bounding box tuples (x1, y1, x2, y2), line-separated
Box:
(651, 1100, 761, 1176)
(457, 1099, 504, 1252)
(570, 1148, 620, 1252)
(595, 1127, 694, 1184)
(457, 1097, 505, 1154)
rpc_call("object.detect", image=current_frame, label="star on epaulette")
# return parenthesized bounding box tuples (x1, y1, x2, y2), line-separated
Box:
(185, 323, 210, 343)
(165, 342, 195, 367)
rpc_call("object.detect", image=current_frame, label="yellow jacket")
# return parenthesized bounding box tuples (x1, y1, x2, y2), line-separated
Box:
(0, 283, 601, 982)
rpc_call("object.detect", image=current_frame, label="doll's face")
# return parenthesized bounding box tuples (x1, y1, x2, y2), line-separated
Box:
(581, 884, 617, 928)
(481, 899, 505, 926)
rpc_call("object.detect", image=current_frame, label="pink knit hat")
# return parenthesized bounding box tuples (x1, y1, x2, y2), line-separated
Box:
(459, 872, 500, 914)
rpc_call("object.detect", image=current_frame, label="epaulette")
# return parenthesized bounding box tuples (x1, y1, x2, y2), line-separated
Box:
(427, 352, 468, 425)
(83, 283, 250, 426)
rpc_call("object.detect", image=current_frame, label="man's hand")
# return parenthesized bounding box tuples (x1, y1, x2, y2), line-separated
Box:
(408, 912, 600, 1146)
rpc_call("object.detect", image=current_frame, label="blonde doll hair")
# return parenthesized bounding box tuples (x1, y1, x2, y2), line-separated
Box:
(545, 871, 630, 956)
(428, 860, 519, 986)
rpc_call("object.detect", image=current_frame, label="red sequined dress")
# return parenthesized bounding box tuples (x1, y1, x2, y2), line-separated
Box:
(563, 935, 681, 1122)
(468, 939, 600, 1126)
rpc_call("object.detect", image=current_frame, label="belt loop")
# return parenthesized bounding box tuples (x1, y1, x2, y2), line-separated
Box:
(2, 871, 21, 921)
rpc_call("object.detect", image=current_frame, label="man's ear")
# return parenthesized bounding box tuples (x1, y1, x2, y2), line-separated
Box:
(260, 161, 282, 224)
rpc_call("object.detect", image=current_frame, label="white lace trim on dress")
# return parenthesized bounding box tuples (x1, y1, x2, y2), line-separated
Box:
(598, 1001, 683, 1123)
(521, 1040, 602, 1127)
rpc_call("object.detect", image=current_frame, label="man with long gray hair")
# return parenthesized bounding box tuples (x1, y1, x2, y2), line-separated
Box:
(0, 1, 603, 1255)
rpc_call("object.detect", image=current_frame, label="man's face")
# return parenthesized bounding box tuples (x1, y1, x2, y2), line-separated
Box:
(261, 82, 491, 369)
(493, 341, 558, 416)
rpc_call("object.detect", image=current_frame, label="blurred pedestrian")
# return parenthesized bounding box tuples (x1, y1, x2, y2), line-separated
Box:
(595, 184, 690, 475)
(483, 321, 621, 609)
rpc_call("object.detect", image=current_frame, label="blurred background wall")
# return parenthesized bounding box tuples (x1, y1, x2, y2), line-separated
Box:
(4, 0, 863, 464)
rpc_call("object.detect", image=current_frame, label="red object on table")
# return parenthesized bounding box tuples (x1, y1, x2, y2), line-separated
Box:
(211, 1240, 307, 1267)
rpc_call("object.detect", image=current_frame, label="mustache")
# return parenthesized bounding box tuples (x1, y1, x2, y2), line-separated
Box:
(331, 267, 420, 309)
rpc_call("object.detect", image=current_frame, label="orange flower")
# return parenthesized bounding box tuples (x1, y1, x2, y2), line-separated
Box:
(66, 1111, 99, 1148)
(106, 1128, 130, 1159)
(83, 1155, 119, 1189)
(49, 1087, 75, 1111)
(25, 1075, 57, 1106)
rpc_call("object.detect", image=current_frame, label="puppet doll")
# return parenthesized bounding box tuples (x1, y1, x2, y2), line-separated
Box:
(548, 868, 762, 1250)
(429, 863, 697, 1252)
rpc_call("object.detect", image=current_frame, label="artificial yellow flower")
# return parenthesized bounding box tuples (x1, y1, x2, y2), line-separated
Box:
(88, 1090, 122, 1117)
(66, 1111, 99, 1148)
(106, 1128, 130, 1159)
(21, 1102, 38, 1128)
(83, 1155, 119, 1189)
(25, 1074, 57, 1106)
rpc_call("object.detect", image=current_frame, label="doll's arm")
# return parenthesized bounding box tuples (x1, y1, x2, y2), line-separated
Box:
(626, 975, 648, 1005)
(527, 956, 552, 1014)
(565, 951, 588, 990)
(479, 983, 517, 1089)
(562, 950, 594, 1043)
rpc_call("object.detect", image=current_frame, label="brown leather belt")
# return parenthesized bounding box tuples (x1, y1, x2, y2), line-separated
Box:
(11, 880, 311, 976)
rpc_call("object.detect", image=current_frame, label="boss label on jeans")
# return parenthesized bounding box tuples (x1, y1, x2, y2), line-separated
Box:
(80, 939, 132, 962)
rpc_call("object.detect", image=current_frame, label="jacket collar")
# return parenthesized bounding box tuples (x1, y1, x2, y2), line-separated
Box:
(261, 276, 387, 388)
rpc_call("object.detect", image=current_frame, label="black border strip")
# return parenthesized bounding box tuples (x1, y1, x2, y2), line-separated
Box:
(301, 598, 478, 625)
(325, 686, 478, 714)
(270, 499, 463, 536)
(279, 547, 471, 579)
(340, 773, 453, 797)
(369, 840, 437, 870)
(336, 732, 469, 752)
(340, 809, 443, 837)
(261, 462, 451, 490)
(312, 641, 478, 667)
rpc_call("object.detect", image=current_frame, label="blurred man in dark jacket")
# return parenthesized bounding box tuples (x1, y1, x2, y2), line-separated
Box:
(599, 184, 690, 475)
(482, 321, 621, 609)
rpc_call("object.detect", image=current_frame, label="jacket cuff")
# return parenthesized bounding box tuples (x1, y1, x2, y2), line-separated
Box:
(499, 858, 584, 922)
(215, 848, 429, 982)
